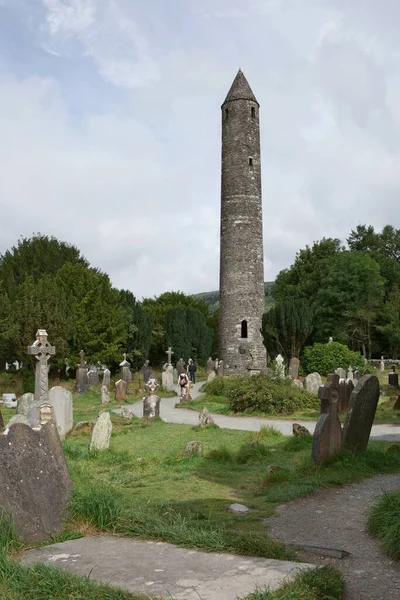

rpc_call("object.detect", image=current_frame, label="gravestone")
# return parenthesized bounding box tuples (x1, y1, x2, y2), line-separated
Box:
(380, 356, 385, 372)
(388, 366, 399, 388)
(347, 367, 353, 382)
(354, 370, 361, 382)
(0, 421, 72, 543)
(335, 367, 346, 380)
(304, 372, 322, 395)
(161, 363, 168, 389)
(342, 375, 380, 452)
(89, 412, 112, 451)
(275, 355, 285, 379)
(101, 385, 111, 404)
(87, 366, 99, 387)
(75, 350, 89, 394)
(207, 370, 216, 384)
(48, 386, 73, 440)
(176, 358, 185, 375)
(198, 408, 215, 428)
(345, 379, 354, 411)
(207, 357, 214, 373)
(17, 392, 34, 418)
(143, 360, 151, 383)
(312, 374, 342, 463)
(338, 379, 346, 411)
(27, 329, 55, 426)
(6, 414, 31, 429)
(164, 364, 174, 391)
(165, 346, 174, 366)
(143, 379, 161, 419)
(292, 379, 303, 390)
(120, 354, 132, 383)
(102, 368, 111, 386)
(289, 357, 299, 379)
(2, 393, 17, 407)
(115, 379, 127, 401)
(218, 360, 224, 376)
(39, 403, 53, 425)
(173, 368, 178, 384)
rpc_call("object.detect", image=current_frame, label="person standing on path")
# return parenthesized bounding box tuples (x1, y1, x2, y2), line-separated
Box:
(187, 358, 197, 384)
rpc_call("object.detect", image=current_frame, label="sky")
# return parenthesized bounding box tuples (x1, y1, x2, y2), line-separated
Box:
(1, 0, 400, 299)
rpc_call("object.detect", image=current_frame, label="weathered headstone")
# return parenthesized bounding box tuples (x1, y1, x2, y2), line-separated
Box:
(347, 367, 354, 382)
(275, 355, 285, 380)
(198, 408, 215, 428)
(87, 366, 99, 387)
(115, 379, 127, 401)
(338, 378, 346, 411)
(0, 421, 72, 543)
(218, 360, 224, 376)
(173, 368, 178, 384)
(48, 386, 73, 440)
(165, 346, 174, 366)
(289, 357, 300, 379)
(207, 370, 216, 384)
(164, 364, 174, 391)
(312, 374, 342, 463)
(207, 357, 214, 374)
(335, 367, 346, 380)
(304, 372, 322, 395)
(17, 392, 34, 418)
(342, 375, 380, 452)
(120, 354, 132, 383)
(143, 360, 151, 383)
(388, 366, 399, 388)
(380, 356, 385, 372)
(101, 385, 111, 404)
(27, 329, 55, 426)
(39, 403, 53, 425)
(143, 379, 161, 419)
(354, 370, 361, 382)
(102, 368, 111, 386)
(176, 358, 185, 376)
(6, 414, 31, 429)
(89, 412, 112, 451)
(293, 423, 311, 437)
(75, 350, 89, 394)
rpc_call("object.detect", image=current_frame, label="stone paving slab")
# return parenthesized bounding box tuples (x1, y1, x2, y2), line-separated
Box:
(23, 535, 315, 600)
(116, 383, 400, 442)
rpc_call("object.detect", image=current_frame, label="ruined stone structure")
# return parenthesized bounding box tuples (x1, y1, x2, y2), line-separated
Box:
(219, 70, 267, 375)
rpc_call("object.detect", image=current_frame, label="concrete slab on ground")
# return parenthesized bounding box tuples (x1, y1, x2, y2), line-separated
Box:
(23, 535, 315, 600)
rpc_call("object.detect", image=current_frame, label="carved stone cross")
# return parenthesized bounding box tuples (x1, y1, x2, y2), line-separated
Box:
(27, 329, 55, 405)
(123, 352, 127, 362)
(165, 347, 174, 366)
(79, 349, 86, 366)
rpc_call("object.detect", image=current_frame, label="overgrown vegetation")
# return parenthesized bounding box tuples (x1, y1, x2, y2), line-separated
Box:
(367, 489, 400, 559)
(303, 342, 371, 375)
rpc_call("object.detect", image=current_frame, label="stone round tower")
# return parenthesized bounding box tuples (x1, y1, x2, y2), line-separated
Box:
(219, 69, 267, 375)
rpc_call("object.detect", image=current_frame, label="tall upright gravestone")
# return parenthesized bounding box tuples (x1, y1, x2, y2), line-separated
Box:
(27, 329, 55, 426)
(312, 374, 342, 463)
(48, 386, 73, 440)
(75, 350, 89, 394)
(120, 353, 132, 383)
(342, 375, 380, 452)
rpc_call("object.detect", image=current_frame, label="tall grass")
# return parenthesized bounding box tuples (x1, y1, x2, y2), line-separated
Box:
(368, 490, 400, 559)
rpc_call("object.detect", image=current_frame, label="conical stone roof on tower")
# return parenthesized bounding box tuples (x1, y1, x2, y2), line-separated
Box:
(219, 70, 267, 375)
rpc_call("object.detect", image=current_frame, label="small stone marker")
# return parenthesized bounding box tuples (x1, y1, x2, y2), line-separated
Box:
(143, 379, 161, 419)
(229, 503, 249, 514)
(292, 423, 311, 437)
(101, 385, 111, 404)
(102, 368, 111, 386)
(0, 421, 72, 543)
(2, 393, 17, 407)
(304, 372, 322, 395)
(89, 412, 112, 451)
(115, 379, 127, 401)
(207, 370, 216, 384)
(198, 408, 215, 428)
(388, 366, 399, 388)
(335, 367, 346, 380)
(217, 360, 224, 376)
(183, 441, 203, 456)
(120, 354, 132, 383)
(342, 374, 380, 452)
(75, 350, 89, 394)
(48, 386, 73, 440)
(17, 392, 34, 418)
(312, 374, 342, 463)
(289, 357, 299, 379)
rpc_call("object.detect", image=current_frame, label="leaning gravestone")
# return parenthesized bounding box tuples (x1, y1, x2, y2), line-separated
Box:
(89, 412, 112, 451)
(289, 357, 299, 379)
(304, 372, 322, 395)
(0, 421, 72, 543)
(48, 386, 73, 440)
(101, 385, 111, 404)
(342, 375, 380, 453)
(115, 379, 127, 401)
(312, 374, 342, 463)
(17, 392, 34, 418)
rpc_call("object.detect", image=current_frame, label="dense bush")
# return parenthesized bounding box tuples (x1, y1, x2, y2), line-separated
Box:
(303, 342, 370, 375)
(205, 374, 318, 415)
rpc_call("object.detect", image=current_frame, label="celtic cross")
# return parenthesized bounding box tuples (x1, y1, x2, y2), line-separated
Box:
(27, 329, 55, 404)
(165, 347, 174, 366)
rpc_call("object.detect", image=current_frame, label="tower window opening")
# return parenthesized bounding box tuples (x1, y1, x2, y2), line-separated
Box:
(251, 106, 255, 118)
(248, 157, 253, 167)
(241, 320, 248, 338)
(225, 108, 229, 120)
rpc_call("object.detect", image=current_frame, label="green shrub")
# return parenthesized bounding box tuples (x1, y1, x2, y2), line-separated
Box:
(226, 374, 318, 415)
(203, 377, 236, 397)
(303, 342, 370, 375)
(367, 490, 400, 559)
(22, 369, 35, 394)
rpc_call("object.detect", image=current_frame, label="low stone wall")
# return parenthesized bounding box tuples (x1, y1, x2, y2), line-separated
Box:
(367, 359, 400, 367)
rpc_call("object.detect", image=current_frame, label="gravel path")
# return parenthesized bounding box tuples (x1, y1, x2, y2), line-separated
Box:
(266, 474, 400, 600)
(116, 383, 400, 441)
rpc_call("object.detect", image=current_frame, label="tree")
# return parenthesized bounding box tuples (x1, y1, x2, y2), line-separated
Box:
(376, 284, 400, 358)
(119, 290, 153, 369)
(262, 298, 313, 359)
(165, 307, 212, 364)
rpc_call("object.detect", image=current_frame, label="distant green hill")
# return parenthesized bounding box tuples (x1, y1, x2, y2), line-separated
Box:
(193, 282, 274, 313)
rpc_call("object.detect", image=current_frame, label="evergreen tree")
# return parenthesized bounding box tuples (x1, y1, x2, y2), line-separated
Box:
(262, 298, 313, 359)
